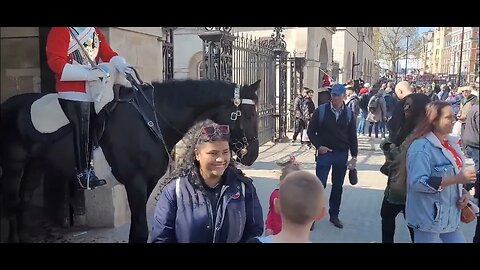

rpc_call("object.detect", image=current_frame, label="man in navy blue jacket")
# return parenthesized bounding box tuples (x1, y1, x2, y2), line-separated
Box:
(307, 84, 358, 228)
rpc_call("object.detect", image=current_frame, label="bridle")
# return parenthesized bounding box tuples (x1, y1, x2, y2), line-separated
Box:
(120, 71, 257, 165)
(229, 85, 257, 161)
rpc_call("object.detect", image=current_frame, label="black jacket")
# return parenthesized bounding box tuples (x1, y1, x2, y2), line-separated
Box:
(462, 104, 479, 149)
(307, 103, 358, 157)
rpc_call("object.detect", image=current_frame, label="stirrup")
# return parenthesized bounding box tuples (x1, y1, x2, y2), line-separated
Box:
(76, 169, 107, 190)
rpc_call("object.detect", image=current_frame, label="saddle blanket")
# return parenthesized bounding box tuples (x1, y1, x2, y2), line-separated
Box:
(30, 62, 128, 134)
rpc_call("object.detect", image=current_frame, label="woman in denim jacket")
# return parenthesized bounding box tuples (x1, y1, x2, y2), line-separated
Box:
(396, 101, 477, 243)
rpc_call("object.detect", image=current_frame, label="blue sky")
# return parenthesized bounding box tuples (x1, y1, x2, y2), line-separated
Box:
(418, 27, 433, 33)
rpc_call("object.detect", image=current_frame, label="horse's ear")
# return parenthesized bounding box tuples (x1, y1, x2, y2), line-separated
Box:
(247, 80, 261, 92)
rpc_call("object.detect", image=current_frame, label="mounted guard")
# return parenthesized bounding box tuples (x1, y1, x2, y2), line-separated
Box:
(46, 27, 132, 189)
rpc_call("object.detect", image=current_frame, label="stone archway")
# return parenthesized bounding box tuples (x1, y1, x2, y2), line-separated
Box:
(318, 38, 329, 88)
(319, 38, 329, 70)
(188, 51, 204, 79)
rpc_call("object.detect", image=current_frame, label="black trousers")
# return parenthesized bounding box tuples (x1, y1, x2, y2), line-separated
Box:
(380, 196, 414, 243)
(58, 99, 94, 174)
(292, 118, 306, 141)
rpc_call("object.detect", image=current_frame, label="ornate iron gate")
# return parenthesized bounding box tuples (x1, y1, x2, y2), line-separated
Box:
(199, 27, 283, 145)
(199, 27, 235, 82)
(271, 28, 289, 142)
(287, 53, 305, 131)
(162, 28, 174, 81)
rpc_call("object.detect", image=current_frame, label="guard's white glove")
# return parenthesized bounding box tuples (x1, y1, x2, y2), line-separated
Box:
(87, 68, 109, 81)
(60, 64, 108, 82)
(110, 56, 133, 76)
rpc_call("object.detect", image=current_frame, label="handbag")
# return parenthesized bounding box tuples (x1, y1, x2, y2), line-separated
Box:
(461, 202, 478, 223)
(459, 184, 480, 223)
(301, 128, 310, 143)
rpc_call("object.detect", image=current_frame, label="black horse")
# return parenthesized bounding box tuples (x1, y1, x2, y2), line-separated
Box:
(1, 78, 260, 243)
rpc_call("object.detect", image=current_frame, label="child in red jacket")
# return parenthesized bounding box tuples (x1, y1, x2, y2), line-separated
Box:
(265, 156, 300, 235)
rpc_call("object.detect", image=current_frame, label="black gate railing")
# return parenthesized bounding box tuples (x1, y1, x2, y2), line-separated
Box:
(287, 53, 305, 131)
(199, 27, 291, 145)
(232, 34, 277, 145)
(199, 27, 235, 82)
(162, 27, 175, 81)
(271, 27, 289, 142)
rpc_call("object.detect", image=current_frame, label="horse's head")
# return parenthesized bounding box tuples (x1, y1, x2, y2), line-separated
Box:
(211, 80, 260, 166)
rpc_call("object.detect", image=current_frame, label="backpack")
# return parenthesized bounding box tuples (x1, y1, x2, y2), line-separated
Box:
(383, 93, 395, 113)
(346, 95, 359, 115)
(368, 95, 380, 113)
(318, 103, 353, 127)
(358, 93, 369, 111)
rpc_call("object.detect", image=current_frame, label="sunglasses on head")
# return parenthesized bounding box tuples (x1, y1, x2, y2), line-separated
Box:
(201, 125, 230, 138)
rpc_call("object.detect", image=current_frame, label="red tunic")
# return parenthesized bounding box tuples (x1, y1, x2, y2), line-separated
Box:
(46, 27, 118, 93)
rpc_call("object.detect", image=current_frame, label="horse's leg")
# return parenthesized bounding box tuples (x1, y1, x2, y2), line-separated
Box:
(18, 159, 44, 241)
(2, 159, 26, 243)
(124, 175, 149, 243)
(147, 178, 159, 200)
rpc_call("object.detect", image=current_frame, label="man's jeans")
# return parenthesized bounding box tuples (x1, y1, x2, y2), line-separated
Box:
(315, 150, 348, 217)
(357, 110, 367, 135)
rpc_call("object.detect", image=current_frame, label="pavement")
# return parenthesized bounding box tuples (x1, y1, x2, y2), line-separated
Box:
(27, 133, 478, 243)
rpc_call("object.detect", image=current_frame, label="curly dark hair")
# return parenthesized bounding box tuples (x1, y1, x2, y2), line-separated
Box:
(157, 119, 236, 192)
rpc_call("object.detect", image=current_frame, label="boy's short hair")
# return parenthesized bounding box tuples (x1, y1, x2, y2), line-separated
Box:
(279, 171, 325, 225)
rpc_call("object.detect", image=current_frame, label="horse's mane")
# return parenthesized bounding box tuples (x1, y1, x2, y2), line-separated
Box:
(118, 79, 258, 108)
(151, 80, 235, 106)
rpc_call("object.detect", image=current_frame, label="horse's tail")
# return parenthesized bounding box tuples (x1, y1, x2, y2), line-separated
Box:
(0, 93, 42, 180)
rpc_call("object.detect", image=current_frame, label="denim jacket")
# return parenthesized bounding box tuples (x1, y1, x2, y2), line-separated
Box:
(405, 132, 466, 234)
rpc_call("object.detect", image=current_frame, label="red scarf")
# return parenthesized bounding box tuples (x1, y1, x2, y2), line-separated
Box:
(442, 139, 463, 170)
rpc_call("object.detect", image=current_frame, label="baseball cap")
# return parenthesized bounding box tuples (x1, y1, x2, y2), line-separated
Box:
(331, 84, 346, 95)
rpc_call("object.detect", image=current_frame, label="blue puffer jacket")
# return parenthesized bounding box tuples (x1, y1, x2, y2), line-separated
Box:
(150, 167, 264, 243)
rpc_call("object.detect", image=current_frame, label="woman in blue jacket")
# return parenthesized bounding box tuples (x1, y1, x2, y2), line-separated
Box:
(396, 101, 477, 243)
(150, 119, 264, 243)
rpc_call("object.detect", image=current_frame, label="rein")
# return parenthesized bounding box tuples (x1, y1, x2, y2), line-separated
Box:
(113, 71, 257, 165)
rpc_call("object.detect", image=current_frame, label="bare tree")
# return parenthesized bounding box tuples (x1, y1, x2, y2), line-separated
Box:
(377, 27, 422, 72)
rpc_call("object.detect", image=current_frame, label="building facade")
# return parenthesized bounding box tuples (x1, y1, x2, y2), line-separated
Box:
(419, 30, 434, 74)
(448, 27, 479, 84)
(1, 27, 167, 102)
(430, 27, 451, 74)
(332, 27, 375, 84)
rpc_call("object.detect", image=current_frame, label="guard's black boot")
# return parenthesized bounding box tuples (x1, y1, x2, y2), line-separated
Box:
(59, 99, 107, 190)
(76, 168, 107, 190)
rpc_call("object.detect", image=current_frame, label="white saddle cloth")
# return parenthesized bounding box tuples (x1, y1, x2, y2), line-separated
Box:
(30, 63, 128, 134)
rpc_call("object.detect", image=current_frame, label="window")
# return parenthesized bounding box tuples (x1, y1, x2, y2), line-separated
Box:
(436, 39, 440, 45)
